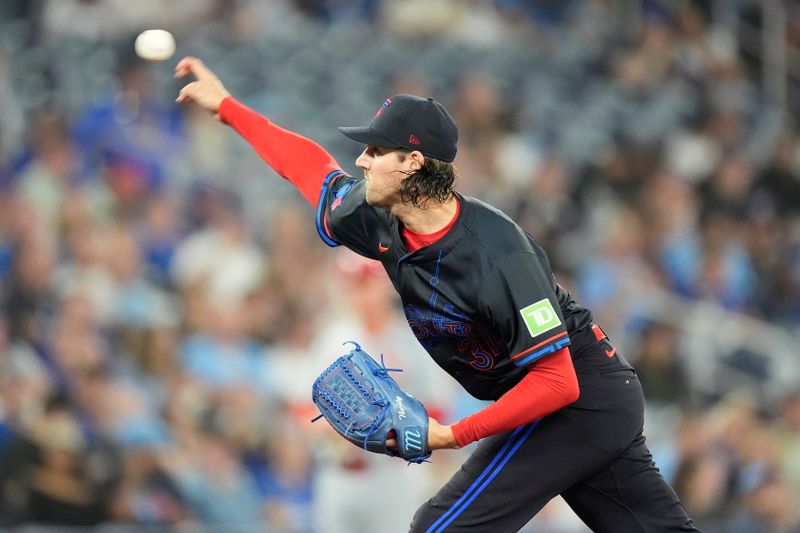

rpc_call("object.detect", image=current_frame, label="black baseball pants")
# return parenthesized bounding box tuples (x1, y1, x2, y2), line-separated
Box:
(409, 367, 700, 533)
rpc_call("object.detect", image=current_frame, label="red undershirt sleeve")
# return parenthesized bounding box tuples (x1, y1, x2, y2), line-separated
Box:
(450, 346, 579, 447)
(218, 97, 342, 205)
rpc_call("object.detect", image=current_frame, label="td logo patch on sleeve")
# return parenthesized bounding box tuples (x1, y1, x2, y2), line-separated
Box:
(520, 299, 561, 337)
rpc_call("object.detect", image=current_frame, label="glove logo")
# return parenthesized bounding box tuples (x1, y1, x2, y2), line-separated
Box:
(395, 396, 406, 420)
(404, 428, 423, 452)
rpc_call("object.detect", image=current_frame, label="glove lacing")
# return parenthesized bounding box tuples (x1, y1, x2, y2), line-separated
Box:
(311, 344, 403, 448)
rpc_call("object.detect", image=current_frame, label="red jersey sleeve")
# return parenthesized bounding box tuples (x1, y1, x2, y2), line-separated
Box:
(450, 346, 579, 447)
(219, 97, 342, 205)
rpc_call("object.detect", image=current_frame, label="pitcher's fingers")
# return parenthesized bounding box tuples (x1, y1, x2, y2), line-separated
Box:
(174, 56, 195, 77)
(387, 429, 398, 449)
(174, 56, 203, 78)
(175, 81, 198, 103)
(175, 56, 214, 81)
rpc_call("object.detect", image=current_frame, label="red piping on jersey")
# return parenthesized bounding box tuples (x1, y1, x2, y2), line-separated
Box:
(451, 346, 579, 447)
(219, 97, 340, 205)
(320, 175, 344, 243)
(510, 331, 568, 361)
(322, 207, 332, 241)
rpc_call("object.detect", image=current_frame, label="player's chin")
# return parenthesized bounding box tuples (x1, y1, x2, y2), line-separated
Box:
(364, 191, 382, 208)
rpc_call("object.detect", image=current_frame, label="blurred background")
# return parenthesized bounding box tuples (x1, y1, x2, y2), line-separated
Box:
(1, 0, 800, 532)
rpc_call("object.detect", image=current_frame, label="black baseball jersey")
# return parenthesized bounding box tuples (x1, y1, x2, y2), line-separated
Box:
(315, 171, 697, 533)
(316, 172, 597, 401)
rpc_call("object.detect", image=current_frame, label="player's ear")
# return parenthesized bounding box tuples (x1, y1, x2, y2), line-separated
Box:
(408, 150, 424, 172)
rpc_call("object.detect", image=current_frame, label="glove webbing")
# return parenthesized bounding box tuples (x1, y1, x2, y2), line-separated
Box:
(312, 347, 404, 451)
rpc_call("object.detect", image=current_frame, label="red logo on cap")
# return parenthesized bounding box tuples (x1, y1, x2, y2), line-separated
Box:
(373, 98, 392, 120)
(408, 134, 420, 145)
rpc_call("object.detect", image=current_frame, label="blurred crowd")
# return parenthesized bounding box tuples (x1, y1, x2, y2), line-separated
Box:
(1, 1, 800, 532)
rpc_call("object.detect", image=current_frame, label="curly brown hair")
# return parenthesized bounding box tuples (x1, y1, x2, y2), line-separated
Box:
(396, 151, 458, 208)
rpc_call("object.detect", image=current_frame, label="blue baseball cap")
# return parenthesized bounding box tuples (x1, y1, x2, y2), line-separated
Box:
(339, 94, 459, 162)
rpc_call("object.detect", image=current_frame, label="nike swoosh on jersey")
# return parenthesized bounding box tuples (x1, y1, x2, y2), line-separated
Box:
(604, 347, 617, 358)
(379, 242, 389, 253)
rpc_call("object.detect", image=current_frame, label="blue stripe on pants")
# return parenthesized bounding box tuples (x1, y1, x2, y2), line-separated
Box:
(426, 421, 540, 533)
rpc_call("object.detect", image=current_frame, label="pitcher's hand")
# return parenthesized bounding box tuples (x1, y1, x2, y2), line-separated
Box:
(427, 417, 459, 450)
(386, 418, 459, 452)
(175, 56, 231, 120)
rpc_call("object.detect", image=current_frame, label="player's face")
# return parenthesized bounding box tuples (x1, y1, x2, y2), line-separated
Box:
(356, 145, 414, 208)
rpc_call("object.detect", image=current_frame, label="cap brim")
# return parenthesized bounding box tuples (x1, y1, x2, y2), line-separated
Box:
(338, 126, 401, 149)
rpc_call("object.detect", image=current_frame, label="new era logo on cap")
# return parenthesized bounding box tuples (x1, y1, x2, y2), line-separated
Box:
(338, 94, 459, 162)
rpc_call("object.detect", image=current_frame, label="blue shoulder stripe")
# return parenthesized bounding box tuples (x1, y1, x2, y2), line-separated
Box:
(315, 170, 346, 248)
(513, 336, 571, 367)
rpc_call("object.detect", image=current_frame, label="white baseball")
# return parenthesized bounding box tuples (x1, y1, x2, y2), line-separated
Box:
(134, 29, 176, 62)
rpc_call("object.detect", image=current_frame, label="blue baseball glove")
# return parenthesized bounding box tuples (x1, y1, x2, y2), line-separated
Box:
(312, 342, 430, 464)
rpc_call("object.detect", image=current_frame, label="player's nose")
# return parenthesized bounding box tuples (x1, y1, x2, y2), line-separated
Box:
(355, 149, 370, 170)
